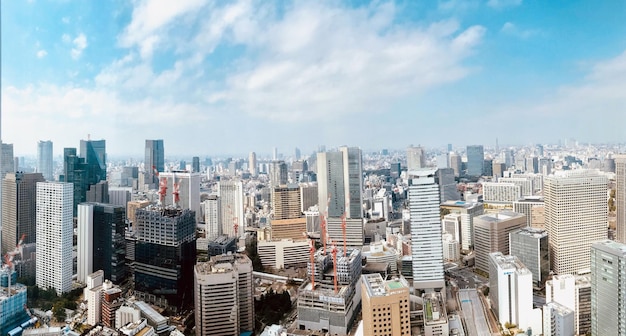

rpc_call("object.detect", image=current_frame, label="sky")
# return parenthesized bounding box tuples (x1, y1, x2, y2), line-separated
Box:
(2, 0, 626, 158)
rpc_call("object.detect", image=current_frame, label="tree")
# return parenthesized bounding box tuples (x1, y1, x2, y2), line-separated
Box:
(53, 302, 66, 322)
(245, 239, 264, 272)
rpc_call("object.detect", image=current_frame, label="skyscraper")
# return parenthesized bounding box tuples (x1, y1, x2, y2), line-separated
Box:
(316, 147, 363, 219)
(489, 252, 533, 331)
(615, 154, 626, 243)
(194, 254, 254, 335)
(145, 139, 164, 185)
(340, 146, 363, 219)
(62, 147, 88, 213)
(545, 171, 607, 275)
(192, 156, 200, 173)
(77, 203, 127, 285)
(1, 172, 45, 254)
(408, 169, 444, 291)
(248, 152, 257, 176)
(80, 139, 107, 185)
(218, 180, 245, 238)
(466, 145, 484, 177)
(36, 182, 73, 295)
(1, 143, 15, 180)
(509, 227, 549, 286)
(473, 211, 526, 275)
(203, 195, 221, 239)
(269, 160, 288, 187)
(590, 240, 626, 336)
(37, 140, 54, 181)
(406, 145, 426, 171)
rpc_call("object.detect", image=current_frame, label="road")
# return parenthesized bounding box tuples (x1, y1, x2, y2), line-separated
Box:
(458, 289, 492, 336)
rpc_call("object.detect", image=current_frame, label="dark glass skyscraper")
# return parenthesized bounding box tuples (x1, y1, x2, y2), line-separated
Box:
(80, 140, 107, 185)
(62, 140, 107, 215)
(192, 156, 200, 173)
(466, 145, 485, 177)
(145, 139, 164, 185)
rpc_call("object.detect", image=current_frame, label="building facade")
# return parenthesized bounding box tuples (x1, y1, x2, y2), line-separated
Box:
(473, 211, 526, 275)
(361, 274, 411, 336)
(466, 145, 484, 177)
(509, 227, 549, 286)
(590, 240, 626, 336)
(145, 140, 164, 186)
(37, 140, 53, 181)
(489, 252, 533, 331)
(1, 172, 45, 254)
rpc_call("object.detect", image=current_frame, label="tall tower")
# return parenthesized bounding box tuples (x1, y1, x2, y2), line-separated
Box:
(80, 139, 107, 185)
(37, 140, 54, 181)
(340, 146, 363, 219)
(408, 169, 444, 291)
(466, 145, 484, 177)
(615, 154, 626, 243)
(1, 172, 45, 254)
(269, 160, 288, 187)
(36, 182, 73, 295)
(1, 142, 15, 178)
(145, 140, 164, 185)
(218, 180, 245, 238)
(203, 195, 221, 239)
(545, 171, 607, 275)
(406, 145, 426, 171)
(316, 151, 345, 218)
(248, 152, 257, 177)
(590, 240, 626, 336)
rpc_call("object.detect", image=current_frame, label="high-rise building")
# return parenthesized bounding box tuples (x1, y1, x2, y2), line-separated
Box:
(408, 169, 444, 291)
(526, 156, 539, 174)
(194, 254, 254, 335)
(36, 182, 73, 295)
(218, 180, 245, 238)
(157, 171, 202, 222)
(145, 140, 164, 186)
(317, 151, 346, 218)
(2, 173, 45, 254)
(448, 153, 462, 177)
(489, 252, 533, 331)
(269, 160, 288, 187)
(77, 203, 127, 285)
(545, 273, 592, 336)
(473, 211, 526, 275)
(62, 143, 108, 215)
(509, 227, 549, 286)
(37, 140, 54, 181)
(482, 182, 521, 204)
(545, 171, 607, 275)
(272, 147, 279, 160)
(272, 184, 301, 220)
(248, 152, 257, 176)
(1, 143, 15, 179)
(299, 182, 318, 212)
(513, 197, 545, 229)
(615, 154, 626, 243)
(295, 147, 301, 160)
(466, 145, 484, 177)
(361, 274, 411, 336)
(440, 201, 484, 251)
(133, 207, 196, 308)
(192, 156, 200, 173)
(203, 195, 221, 239)
(340, 146, 363, 219)
(80, 139, 107, 186)
(407, 146, 426, 171)
(435, 168, 459, 202)
(590, 240, 626, 336)
(543, 301, 575, 336)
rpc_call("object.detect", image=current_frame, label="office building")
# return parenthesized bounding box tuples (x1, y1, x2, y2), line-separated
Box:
(192, 156, 200, 173)
(300, 182, 318, 212)
(483, 158, 494, 177)
(272, 184, 301, 220)
(489, 252, 533, 331)
(474, 211, 526, 275)
(203, 195, 221, 239)
(539, 158, 553, 175)
(407, 146, 426, 171)
(442, 233, 460, 262)
(1, 143, 14, 179)
(436, 168, 459, 202)
(145, 140, 164, 186)
(36, 182, 73, 295)
(513, 197, 545, 229)
(157, 171, 202, 222)
(615, 154, 626, 243)
(80, 139, 107, 186)
(194, 253, 254, 335)
(590, 240, 626, 336)
(248, 152, 257, 176)
(449, 153, 462, 177)
(361, 274, 411, 336)
(408, 169, 444, 291)
(37, 140, 54, 181)
(436, 153, 449, 169)
(77, 203, 127, 285)
(269, 160, 288, 187)
(2, 173, 44, 254)
(509, 227, 549, 286)
(546, 273, 591, 336)
(423, 291, 449, 336)
(442, 213, 462, 244)
(543, 302, 575, 336)
(526, 157, 539, 174)
(440, 201, 484, 251)
(466, 145, 484, 177)
(545, 171, 607, 275)
(326, 217, 364, 250)
(108, 187, 131, 207)
(132, 207, 196, 308)
(85, 270, 104, 326)
(218, 180, 245, 238)
(257, 238, 309, 270)
(499, 177, 533, 197)
(62, 143, 108, 215)
(86, 180, 109, 203)
(482, 182, 521, 204)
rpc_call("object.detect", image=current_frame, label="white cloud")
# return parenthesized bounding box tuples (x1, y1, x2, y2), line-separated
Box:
(500, 22, 540, 39)
(487, 0, 522, 9)
(36, 50, 47, 58)
(62, 34, 71, 43)
(71, 33, 88, 59)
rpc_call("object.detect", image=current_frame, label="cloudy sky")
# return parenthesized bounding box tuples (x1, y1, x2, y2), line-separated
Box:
(2, 0, 626, 157)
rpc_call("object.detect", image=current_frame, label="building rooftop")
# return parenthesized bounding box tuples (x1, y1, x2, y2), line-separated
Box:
(478, 211, 524, 223)
(512, 227, 547, 238)
(490, 252, 531, 275)
(423, 292, 447, 324)
(593, 239, 626, 257)
(441, 200, 482, 209)
(545, 301, 575, 316)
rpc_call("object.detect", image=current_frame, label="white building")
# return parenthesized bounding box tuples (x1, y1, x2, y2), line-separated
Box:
(77, 203, 94, 284)
(544, 170, 607, 275)
(440, 201, 484, 251)
(407, 146, 426, 171)
(442, 213, 461, 243)
(442, 234, 460, 262)
(36, 182, 73, 295)
(257, 239, 309, 270)
(158, 171, 202, 222)
(218, 180, 245, 238)
(545, 273, 591, 336)
(482, 182, 521, 204)
(408, 169, 444, 291)
(203, 195, 221, 239)
(488, 252, 533, 331)
(498, 177, 534, 197)
(591, 240, 626, 336)
(615, 154, 626, 243)
(543, 301, 575, 336)
(84, 270, 104, 326)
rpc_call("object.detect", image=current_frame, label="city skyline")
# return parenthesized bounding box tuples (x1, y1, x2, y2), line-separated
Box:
(1, 1, 626, 156)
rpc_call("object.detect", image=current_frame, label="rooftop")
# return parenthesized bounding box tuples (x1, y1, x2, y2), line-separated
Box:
(478, 211, 524, 222)
(593, 239, 626, 257)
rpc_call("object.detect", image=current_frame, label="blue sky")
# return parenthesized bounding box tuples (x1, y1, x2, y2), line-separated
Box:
(2, 0, 626, 157)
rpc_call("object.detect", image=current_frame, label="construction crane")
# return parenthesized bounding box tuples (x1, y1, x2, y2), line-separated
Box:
(3, 234, 27, 296)
(172, 174, 180, 208)
(157, 177, 168, 205)
(308, 236, 316, 289)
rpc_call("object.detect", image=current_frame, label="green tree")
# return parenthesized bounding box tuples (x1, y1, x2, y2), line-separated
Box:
(53, 302, 66, 322)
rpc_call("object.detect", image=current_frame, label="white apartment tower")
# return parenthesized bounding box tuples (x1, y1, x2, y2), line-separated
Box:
(590, 240, 626, 336)
(615, 154, 626, 243)
(488, 252, 533, 331)
(408, 169, 444, 291)
(544, 170, 607, 275)
(218, 180, 245, 238)
(203, 195, 221, 239)
(77, 203, 94, 284)
(36, 182, 73, 294)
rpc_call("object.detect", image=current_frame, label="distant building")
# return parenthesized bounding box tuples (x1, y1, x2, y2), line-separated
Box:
(2, 172, 45, 254)
(145, 139, 164, 186)
(407, 146, 426, 171)
(361, 274, 411, 336)
(473, 211, 526, 275)
(158, 172, 202, 223)
(218, 180, 245, 238)
(466, 145, 484, 177)
(203, 196, 221, 239)
(499, 177, 533, 197)
(591, 240, 626, 336)
(482, 182, 521, 204)
(248, 152, 257, 177)
(272, 184, 302, 220)
(192, 156, 200, 173)
(1, 143, 15, 179)
(436, 168, 459, 202)
(440, 201, 484, 251)
(513, 197, 545, 229)
(448, 153, 462, 177)
(37, 140, 54, 181)
(269, 161, 288, 187)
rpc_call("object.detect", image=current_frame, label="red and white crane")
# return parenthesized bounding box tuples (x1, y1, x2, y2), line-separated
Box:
(3, 233, 27, 296)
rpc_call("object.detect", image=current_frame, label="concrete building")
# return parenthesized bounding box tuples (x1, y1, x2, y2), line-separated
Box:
(545, 170, 607, 275)
(257, 238, 309, 270)
(407, 146, 426, 171)
(299, 182, 318, 212)
(423, 291, 449, 336)
(474, 211, 526, 275)
(615, 154, 626, 243)
(2, 173, 44, 254)
(513, 197, 545, 229)
(316, 147, 363, 219)
(37, 140, 53, 181)
(543, 301, 575, 336)
(590, 240, 626, 336)
(488, 252, 533, 331)
(442, 233, 460, 262)
(509, 227, 549, 286)
(36, 182, 73, 295)
(270, 218, 307, 241)
(449, 153, 462, 177)
(144, 140, 164, 186)
(361, 274, 411, 336)
(466, 145, 484, 177)
(440, 201, 484, 251)
(203, 195, 221, 239)
(218, 180, 245, 238)
(442, 213, 462, 245)
(436, 168, 459, 202)
(272, 184, 302, 220)
(1, 143, 15, 179)
(194, 254, 254, 336)
(482, 182, 521, 204)
(362, 242, 398, 273)
(157, 171, 201, 222)
(326, 217, 364, 250)
(269, 160, 288, 187)
(545, 273, 591, 336)
(249, 152, 257, 177)
(408, 169, 444, 292)
(126, 200, 150, 231)
(499, 177, 533, 197)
